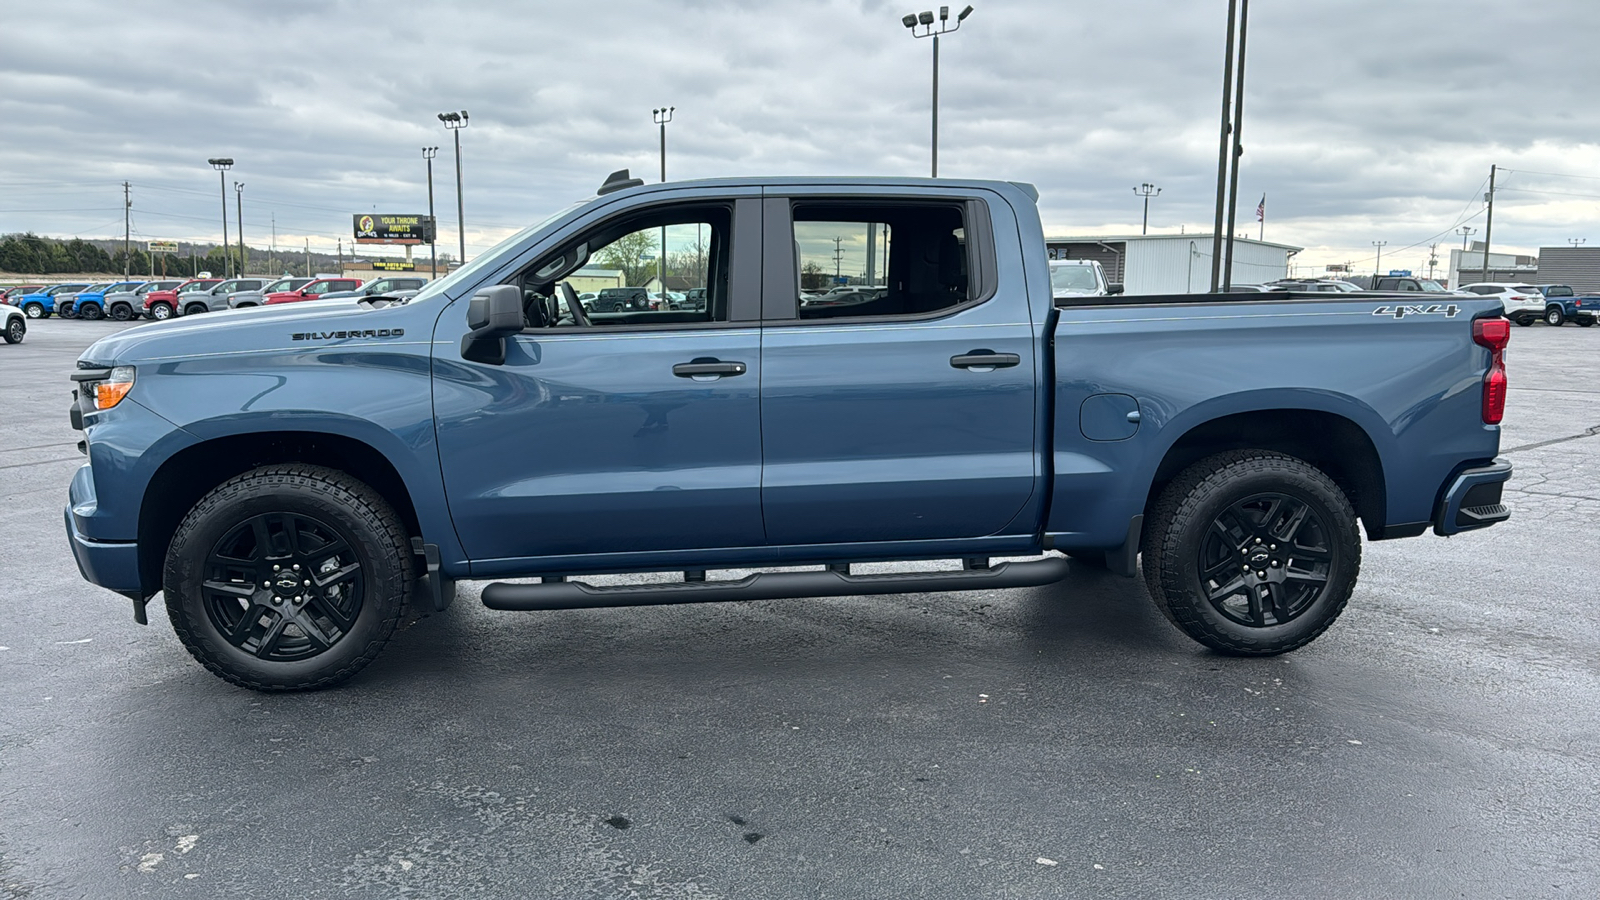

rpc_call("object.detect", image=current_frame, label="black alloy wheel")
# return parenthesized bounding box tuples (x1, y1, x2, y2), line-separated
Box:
(164, 465, 411, 691)
(110, 303, 133, 321)
(80, 302, 102, 320)
(200, 512, 366, 663)
(1143, 450, 1360, 655)
(184, 303, 208, 316)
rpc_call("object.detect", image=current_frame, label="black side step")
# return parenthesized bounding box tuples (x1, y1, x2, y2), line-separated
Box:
(480, 557, 1071, 611)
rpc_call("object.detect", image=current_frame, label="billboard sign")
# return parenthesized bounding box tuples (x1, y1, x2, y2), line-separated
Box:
(370, 259, 417, 272)
(147, 240, 179, 253)
(353, 214, 436, 245)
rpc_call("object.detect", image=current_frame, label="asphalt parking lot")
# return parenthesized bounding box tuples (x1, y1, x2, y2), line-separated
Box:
(2, 316, 1597, 899)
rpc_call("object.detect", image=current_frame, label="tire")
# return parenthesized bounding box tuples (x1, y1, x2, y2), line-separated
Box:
(1578, 318, 1594, 328)
(163, 465, 412, 691)
(1514, 316, 1533, 326)
(1546, 306, 1565, 326)
(24, 303, 45, 319)
(150, 302, 172, 320)
(80, 303, 102, 320)
(3, 317, 23, 344)
(184, 303, 208, 316)
(110, 303, 133, 321)
(1142, 450, 1361, 656)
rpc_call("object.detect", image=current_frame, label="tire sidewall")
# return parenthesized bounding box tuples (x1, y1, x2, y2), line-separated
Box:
(24, 303, 43, 319)
(1160, 459, 1360, 653)
(4, 318, 23, 343)
(164, 473, 406, 689)
(151, 303, 171, 319)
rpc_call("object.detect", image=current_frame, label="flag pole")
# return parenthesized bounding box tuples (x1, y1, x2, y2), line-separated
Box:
(1258, 193, 1265, 241)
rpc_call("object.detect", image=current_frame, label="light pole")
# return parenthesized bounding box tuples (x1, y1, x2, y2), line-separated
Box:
(208, 158, 233, 277)
(1456, 226, 1477, 251)
(1569, 238, 1587, 248)
(901, 5, 974, 178)
(437, 110, 469, 266)
(1133, 183, 1161, 235)
(1209, 0, 1250, 291)
(234, 182, 246, 275)
(423, 147, 439, 278)
(1372, 240, 1387, 278)
(653, 107, 675, 297)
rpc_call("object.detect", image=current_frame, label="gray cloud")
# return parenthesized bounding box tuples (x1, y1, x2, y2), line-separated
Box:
(3, 0, 1598, 278)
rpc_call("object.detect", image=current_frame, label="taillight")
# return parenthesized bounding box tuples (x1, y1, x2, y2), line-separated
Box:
(1473, 317, 1509, 425)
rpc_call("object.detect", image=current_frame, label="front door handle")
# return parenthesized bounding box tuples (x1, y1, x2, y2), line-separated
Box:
(673, 359, 747, 378)
(950, 351, 1021, 370)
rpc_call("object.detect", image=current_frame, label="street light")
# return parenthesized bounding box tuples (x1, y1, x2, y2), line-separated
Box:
(1569, 238, 1587, 248)
(437, 110, 469, 266)
(234, 182, 246, 275)
(1133, 183, 1161, 235)
(422, 147, 439, 278)
(901, 5, 974, 178)
(208, 158, 233, 277)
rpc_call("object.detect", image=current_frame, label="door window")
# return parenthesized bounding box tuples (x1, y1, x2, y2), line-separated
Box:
(517, 205, 733, 328)
(788, 203, 971, 320)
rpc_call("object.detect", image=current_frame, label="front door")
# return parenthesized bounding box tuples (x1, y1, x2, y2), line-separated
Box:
(757, 194, 1039, 546)
(434, 196, 766, 565)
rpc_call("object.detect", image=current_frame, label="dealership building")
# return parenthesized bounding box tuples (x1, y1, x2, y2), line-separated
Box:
(1044, 233, 1301, 293)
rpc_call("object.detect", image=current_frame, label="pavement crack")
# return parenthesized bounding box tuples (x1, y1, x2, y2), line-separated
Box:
(1501, 423, 1600, 454)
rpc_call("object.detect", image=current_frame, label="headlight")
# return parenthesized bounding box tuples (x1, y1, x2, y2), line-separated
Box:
(93, 366, 136, 410)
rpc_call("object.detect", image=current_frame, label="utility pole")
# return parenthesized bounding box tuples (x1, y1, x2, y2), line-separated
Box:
(833, 236, 845, 281)
(1427, 242, 1439, 281)
(271, 213, 277, 275)
(1372, 240, 1387, 277)
(234, 182, 246, 275)
(1133, 183, 1160, 235)
(423, 147, 438, 278)
(1210, 0, 1240, 292)
(338, 238, 344, 275)
(1220, 0, 1251, 291)
(208, 158, 234, 277)
(304, 239, 311, 278)
(653, 107, 674, 296)
(122, 181, 131, 278)
(1481, 164, 1496, 284)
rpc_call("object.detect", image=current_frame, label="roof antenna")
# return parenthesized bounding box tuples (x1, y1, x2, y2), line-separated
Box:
(598, 169, 645, 195)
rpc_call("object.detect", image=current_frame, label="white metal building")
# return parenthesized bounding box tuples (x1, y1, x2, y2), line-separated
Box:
(1044, 234, 1302, 294)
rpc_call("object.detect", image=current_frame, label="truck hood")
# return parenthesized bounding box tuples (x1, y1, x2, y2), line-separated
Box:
(79, 298, 421, 366)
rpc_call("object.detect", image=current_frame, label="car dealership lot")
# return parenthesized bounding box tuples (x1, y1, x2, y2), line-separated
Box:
(2, 318, 1597, 897)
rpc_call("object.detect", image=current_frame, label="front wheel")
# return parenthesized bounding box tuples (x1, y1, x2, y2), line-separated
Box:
(164, 465, 413, 691)
(80, 303, 102, 320)
(23, 303, 45, 319)
(183, 303, 208, 316)
(1142, 450, 1360, 656)
(1546, 307, 1565, 326)
(4, 317, 23, 344)
(110, 303, 134, 321)
(1514, 316, 1533, 326)
(150, 302, 172, 320)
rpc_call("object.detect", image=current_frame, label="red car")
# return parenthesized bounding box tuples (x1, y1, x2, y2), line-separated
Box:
(143, 278, 222, 320)
(262, 277, 364, 305)
(1, 285, 45, 304)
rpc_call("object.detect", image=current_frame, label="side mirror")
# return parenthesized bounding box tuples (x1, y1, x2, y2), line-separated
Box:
(461, 285, 524, 365)
(1107, 283, 1125, 295)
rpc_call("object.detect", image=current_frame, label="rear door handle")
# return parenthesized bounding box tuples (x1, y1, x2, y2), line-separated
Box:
(673, 359, 747, 378)
(950, 351, 1021, 369)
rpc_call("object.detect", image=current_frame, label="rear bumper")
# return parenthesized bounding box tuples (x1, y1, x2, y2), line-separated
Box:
(1433, 458, 1512, 536)
(64, 505, 144, 600)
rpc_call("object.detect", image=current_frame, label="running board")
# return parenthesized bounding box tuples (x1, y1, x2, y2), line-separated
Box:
(480, 557, 1071, 611)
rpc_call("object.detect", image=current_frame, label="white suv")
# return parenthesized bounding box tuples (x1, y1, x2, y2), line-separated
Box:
(1457, 283, 1545, 326)
(1049, 259, 1121, 298)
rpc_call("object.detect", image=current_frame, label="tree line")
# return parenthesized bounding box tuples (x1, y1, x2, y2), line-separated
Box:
(0, 233, 377, 278)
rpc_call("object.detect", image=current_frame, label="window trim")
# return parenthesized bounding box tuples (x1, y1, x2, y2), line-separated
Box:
(760, 195, 1000, 327)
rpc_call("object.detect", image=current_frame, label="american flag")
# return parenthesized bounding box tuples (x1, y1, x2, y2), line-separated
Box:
(1256, 195, 1266, 222)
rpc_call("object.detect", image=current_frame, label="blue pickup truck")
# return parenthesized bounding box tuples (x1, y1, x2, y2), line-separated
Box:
(65, 172, 1513, 691)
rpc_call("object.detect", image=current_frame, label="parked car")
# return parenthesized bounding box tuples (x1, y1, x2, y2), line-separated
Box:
(1369, 276, 1457, 294)
(1532, 285, 1598, 327)
(2, 301, 24, 343)
(1457, 283, 1548, 326)
(143, 279, 222, 320)
(1267, 279, 1363, 293)
(0, 285, 45, 304)
(172, 278, 271, 316)
(261, 277, 364, 306)
(14, 283, 90, 319)
(226, 277, 312, 309)
(320, 276, 426, 301)
(66, 172, 1511, 691)
(577, 291, 597, 310)
(592, 286, 652, 311)
(58, 281, 145, 319)
(104, 281, 183, 321)
(1049, 259, 1121, 297)
(678, 287, 707, 310)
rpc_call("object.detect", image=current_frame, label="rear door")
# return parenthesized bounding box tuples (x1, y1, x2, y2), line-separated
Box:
(756, 189, 1039, 546)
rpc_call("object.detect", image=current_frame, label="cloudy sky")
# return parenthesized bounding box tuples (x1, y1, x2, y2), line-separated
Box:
(4, 0, 1598, 278)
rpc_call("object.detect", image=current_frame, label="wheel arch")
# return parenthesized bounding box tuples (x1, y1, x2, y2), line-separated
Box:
(1145, 408, 1389, 540)
(137, 431, 424, 596)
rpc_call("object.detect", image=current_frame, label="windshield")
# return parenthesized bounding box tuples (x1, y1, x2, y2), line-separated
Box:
(85, 283, 114, 292)
(407, 199, 594, 304)
(263, 279, 299, 292)
(1050, 264, 1100, 293)
(1417, 280, 1448, 292)
(179, 282, 213, 293)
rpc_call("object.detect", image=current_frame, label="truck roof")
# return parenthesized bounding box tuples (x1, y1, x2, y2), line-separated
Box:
(598, 175, 1040, 204)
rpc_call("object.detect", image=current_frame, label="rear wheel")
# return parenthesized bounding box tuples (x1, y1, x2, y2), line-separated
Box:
(1579, 318, 1594, 328)
(1546, 306, 1565, 326)
(4, 317, 23, 344)
(164, 465, 412, 691)
(1514, 315, 1533, 326)
(150, 302, 173, 320)
(1142, 450, 1360, 656)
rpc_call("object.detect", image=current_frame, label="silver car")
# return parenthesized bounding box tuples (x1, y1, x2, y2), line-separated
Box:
(179, 277, 271, 316)
(103, 280, 183, 321)
(227, 277, 312, 309)
(319, 276, 427, 301)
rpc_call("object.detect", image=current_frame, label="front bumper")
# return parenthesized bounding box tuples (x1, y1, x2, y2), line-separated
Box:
(1433, 458, 1513, 536)
(64, 505, 143, 600)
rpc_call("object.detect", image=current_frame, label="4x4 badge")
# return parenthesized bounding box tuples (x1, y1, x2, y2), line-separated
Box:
(1372, 304, 1460, 319)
